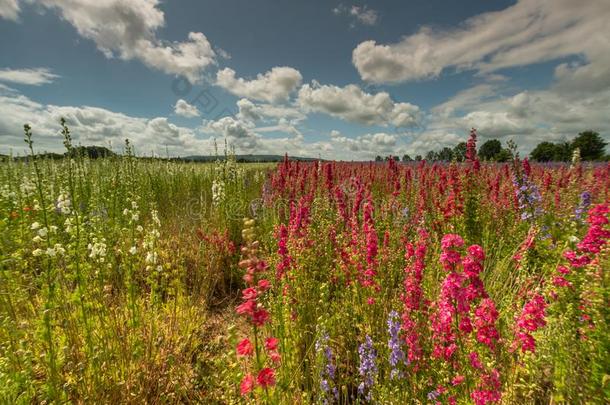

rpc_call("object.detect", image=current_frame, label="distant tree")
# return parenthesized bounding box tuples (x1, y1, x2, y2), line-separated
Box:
(530, 141, 559, 162)
(415, 155, 422, 161)
(572, 130, 607, 161)
(375, 155, 383, 162)
(554, 141, 573, 162)
(438, 147, 453, 162)
(453, 142, 467, 162)
(495, 148, 512, 162)
(402, 154, 413, 162)
(425, 150, 437, 161)
(478, 139, 502, 161)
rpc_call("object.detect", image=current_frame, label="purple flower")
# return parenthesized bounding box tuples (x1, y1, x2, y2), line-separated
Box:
(387, 311, 407, 379)
(358, 335, 377, 402)
(316, 333, 338, 402)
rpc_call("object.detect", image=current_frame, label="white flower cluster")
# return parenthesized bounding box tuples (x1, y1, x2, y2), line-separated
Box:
(571, 147, 581, 165)
(143, 210, 162, 272)
(32, 244, 66, 257)
(56, 190, 72, 215)
(212, 179, 225, 206)
(1, 185, 16, 200)
(20, 178, 36, 197)
(122, 200, 140, 223)
(88, 237, 108, 262)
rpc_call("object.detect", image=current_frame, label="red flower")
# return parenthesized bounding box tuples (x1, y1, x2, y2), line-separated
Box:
(257, 367, 276, 387)
(242, 287, 258, 300)
(236, 338, 254, 356)
(240, 373, 256, 396)
(265, 337, 279, 351)
(236, 300, 256, 316)
(252, 308, 270, 326)
(258, 279, 271, 291)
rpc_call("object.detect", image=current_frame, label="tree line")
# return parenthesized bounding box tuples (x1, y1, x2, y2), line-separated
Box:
(375, 130, 608, 163)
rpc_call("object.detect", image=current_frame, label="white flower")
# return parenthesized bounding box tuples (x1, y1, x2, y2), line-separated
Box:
(32, 235, 43, 243)
(123, 208, 130, 216)
(45, 247, 56, 257)
(136, 225, 144, 233)
(32, 248, 43, 257)
(54, 244, 65, 255)
(31, 222, 41, 230)
(129, 246, 137, 255)
(37, 227, 48, 238)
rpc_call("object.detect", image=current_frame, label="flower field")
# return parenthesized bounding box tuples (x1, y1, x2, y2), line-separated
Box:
(1, 128, 609, 404)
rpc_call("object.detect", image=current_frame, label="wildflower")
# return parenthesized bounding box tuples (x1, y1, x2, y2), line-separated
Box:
(256, 367, 276, 388)
(474, 298, 500, 350)
(236, 338, 254, 357)
(252, 308, 270, 326)
(242, 287, 258, 300)
(471, 369, 501, 405)
(30, 222, 40, 230)
(212, 179, 225, 206)
(513, 293, 547, 353)
(258, 279, 271, 291)
(387, 311, 406, 379)
(32, 248, 43, 257)
(358, 335, 377, 401)
(240, 374, 256, 396)
(574, 191, 591, 221)
(236, 300, 256, 316)
(315, 332, 338, 403)
(265, 337, 279, 351)
(451, 375, 465, 386)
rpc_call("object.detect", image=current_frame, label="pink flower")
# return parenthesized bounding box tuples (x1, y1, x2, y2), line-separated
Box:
(258, 279, 271, 291)
(265, 337, 279, 351)
(474, 299, 500, 350)
(441, 234, 464, 250)
(240, 373, 256, 396)
(257, 367, 276, 387)
(252, 308, 271, 326)
(236, 300, 256, 316)
(242, 287, 258, 301)
(236, 338, 254, 357)
(513, 293, 547, 353)
(451, 375, 465, 386)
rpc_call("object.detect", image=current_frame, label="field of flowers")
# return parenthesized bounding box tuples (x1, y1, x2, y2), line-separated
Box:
(1, 126, 609, 404)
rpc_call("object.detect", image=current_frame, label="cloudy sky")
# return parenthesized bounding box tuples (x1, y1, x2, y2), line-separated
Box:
(0, 0, 609, 159)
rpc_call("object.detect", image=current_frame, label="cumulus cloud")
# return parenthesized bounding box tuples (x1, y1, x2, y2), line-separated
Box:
(174, 99, 200, 118)
(327, 130, 399, 159)
(0, 85, 206, 155)
(11, 0, 216, 83)
(0, 67, 59, 85)
(216, 67, 303, 103)
(236, 98, 305, 123)
(0, 0, 19, 20)
(332, 3, 379, 26)
(203, 116, 260, 150)
(298, 81, 420, 127)
(352, 0, 610, 83)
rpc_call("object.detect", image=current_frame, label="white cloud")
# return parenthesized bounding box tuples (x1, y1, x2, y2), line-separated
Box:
(0, 85, 207, 155)
(216, 66, 302, 103)
(174, 99, 200, 118)
(0, 0, 19, 20)
(0, 67, 59, 85)
(14, 0, 216, 83)
(297, 81, 420, 127)
(352, 0, 610, 83)
(203, 116, 260, 150)
(333, 4, 379, 26)
(327, 130, 399, 158)
(236, 98, 305, 123)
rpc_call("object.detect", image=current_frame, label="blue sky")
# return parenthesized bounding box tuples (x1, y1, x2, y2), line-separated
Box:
(0, 0, 608, 159)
